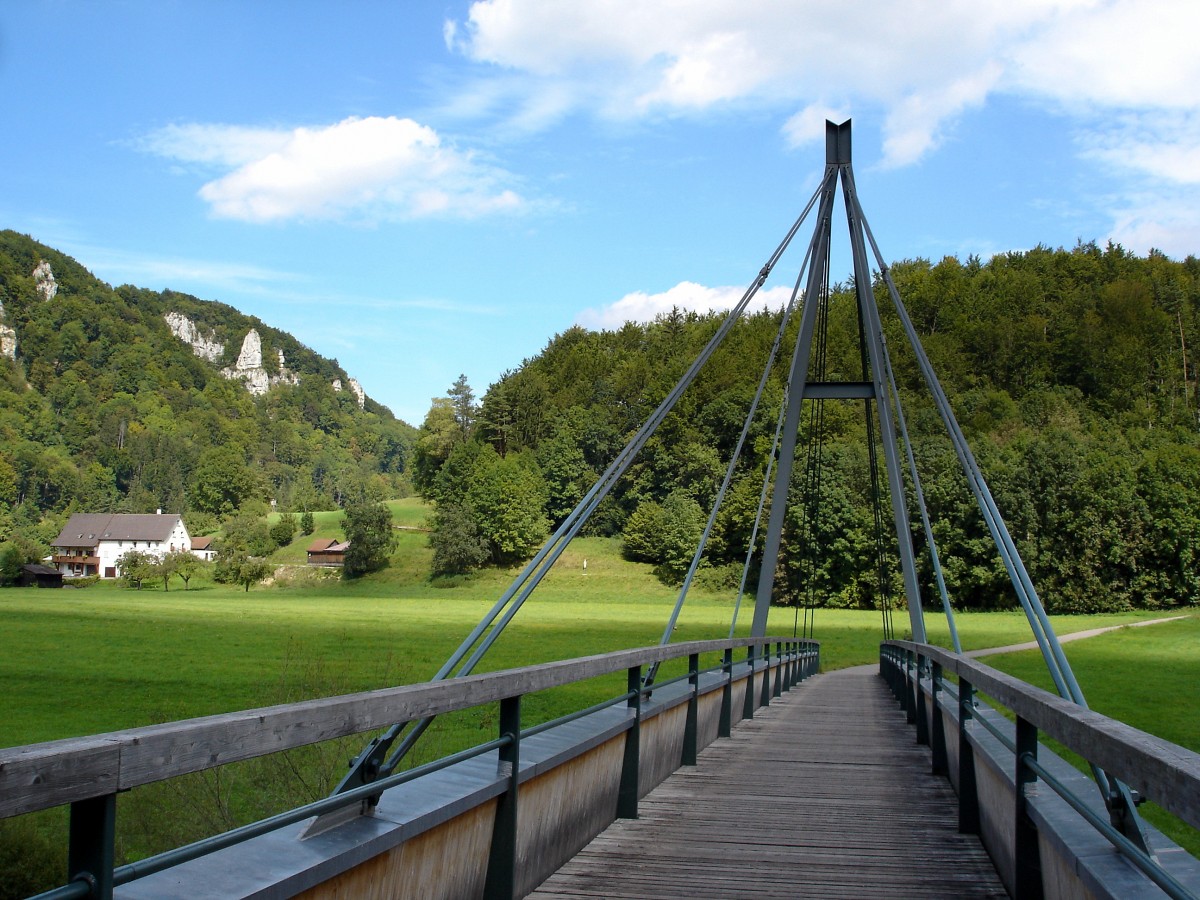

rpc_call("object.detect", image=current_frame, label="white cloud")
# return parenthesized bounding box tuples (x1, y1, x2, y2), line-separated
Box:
(142, 116, 526, 223)
(447, 0, 1200, 174)
(446, 1, 1043, 164)
(576, 281, 794, 330)
(137, 123, 291, 167)
(783, 104, 852, 149)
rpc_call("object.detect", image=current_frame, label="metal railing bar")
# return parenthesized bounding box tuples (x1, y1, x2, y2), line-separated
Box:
(112, 734, 511, 886)
(521, 693, 635, 740)
(968, 707, 1017, 755)
(1022, 754, 1196, 900)
(29, 880, 91, 900)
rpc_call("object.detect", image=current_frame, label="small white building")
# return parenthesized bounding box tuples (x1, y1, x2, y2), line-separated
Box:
(50, 512, 191, 579)
(189, 535, 217, 562)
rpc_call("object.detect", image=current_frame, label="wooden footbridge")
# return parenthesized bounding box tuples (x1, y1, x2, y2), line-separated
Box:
(6, 120, 1200, 898)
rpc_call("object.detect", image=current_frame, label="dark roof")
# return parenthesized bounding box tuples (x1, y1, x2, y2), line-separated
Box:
(52, 513, 185, 548)
(190, 536, 214, 550)
(22, 563, 60, 576)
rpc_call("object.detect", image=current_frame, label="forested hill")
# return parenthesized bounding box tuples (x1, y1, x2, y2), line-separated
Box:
(0, 230, 415, 547)
(416, 242, 1200, 614)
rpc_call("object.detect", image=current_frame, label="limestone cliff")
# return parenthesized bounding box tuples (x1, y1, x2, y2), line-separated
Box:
(0, 298, 16, 361)
(32, 260, 57, 301)
(166, 312, 360, 403)
(164, 311, 224, 363)
(331, 377, 366, 409)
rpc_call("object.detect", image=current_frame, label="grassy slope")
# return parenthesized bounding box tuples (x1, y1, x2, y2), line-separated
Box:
(983, 616, 1200, 854)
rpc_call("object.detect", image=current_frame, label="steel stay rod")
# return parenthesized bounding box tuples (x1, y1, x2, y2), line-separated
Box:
(841, 169, 927, 642)
(850, 189, 1073, 697)
(751, 166, 841, 638)
(728, 366, 791, 638)
(877, 327, 962, 652)
(371, 180, 828, 779)
(656, 244, 813, 654)
(854, 194, 1154, 851)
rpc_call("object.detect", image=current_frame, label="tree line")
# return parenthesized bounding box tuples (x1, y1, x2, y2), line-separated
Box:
(415, 242, 1200, 614)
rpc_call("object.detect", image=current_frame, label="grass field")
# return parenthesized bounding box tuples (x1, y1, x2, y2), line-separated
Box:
(1, 499, 1196, 893)
(982, 615, 1200, 855)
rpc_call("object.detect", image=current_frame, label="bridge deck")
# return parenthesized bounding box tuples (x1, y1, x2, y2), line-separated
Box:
(530, 665, 1006, 899)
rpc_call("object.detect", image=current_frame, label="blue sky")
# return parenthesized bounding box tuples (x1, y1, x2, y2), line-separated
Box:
(3, 1, 1198, 425)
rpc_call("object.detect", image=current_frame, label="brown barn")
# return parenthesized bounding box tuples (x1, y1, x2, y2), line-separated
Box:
(306, 539, 349, 567)
(20, 564, 64, 588)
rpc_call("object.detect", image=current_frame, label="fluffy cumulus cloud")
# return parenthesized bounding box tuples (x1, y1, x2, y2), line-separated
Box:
(576, 282, 795, 330)
(142, 116, 524, 223)
(447, 0, 1200, 177)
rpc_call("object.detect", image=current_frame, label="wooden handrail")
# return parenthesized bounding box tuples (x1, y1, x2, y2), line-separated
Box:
(0, 636, 814, 819)
(884, 640, 1200, 832)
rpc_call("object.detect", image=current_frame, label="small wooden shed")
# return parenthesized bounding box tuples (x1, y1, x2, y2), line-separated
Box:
(306, 539, 350, 567)
(20, 564, 64, 588)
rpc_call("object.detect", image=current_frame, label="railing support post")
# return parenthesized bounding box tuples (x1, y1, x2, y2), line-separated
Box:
(915, 653, 930, 746)
(69, 792, 116, 900)
(683, 652, 699, 766)
(958, 678, 980, 835)
(743, 647, 756, 720)
(719, 648, 733, 737)
(618, 665, 641, 819)
(930, 661, 947, 775)
(760, 644, 772, 707)
(906, 650, 917, 724)
(773, 642, 783, 698)
(1015, 715, 1043, 898)
(484, 695, 521, 900)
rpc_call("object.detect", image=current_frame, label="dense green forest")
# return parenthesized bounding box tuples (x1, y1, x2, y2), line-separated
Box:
(415, 242, 1200, 614)
(0, 231, 416, 561)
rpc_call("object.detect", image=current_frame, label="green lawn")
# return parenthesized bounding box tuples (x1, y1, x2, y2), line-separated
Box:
(1, 506, 1195, 891)
(982, 615, 1200, 855)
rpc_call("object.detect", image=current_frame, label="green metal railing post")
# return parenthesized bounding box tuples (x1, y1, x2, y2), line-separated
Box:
(930, 661, 947, 775)
(1015, 715, 1044, 898)
(760, 644, 772, 707)
(915, 653, 930, 746)
(958, 677, 980, 835)
(69, 793, 116, 900)
(743, 647, 756, 720)
(719, 648, 733, 737)
(618, 666, 642, 819)
(683, 653, 699, 766)
(906, 650, 918, 724)
(773, 642, 783, 698)
(483, 695, 521, 900)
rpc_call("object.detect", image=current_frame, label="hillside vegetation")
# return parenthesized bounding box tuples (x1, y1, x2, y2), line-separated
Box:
(415, 242, 1200, 614)
(0, 231, 416, 556)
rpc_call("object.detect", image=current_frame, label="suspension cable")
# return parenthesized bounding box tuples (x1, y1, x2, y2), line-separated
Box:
(651, 248, 810, 672)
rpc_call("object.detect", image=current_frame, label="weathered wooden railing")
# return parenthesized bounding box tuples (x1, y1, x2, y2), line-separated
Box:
(2, 636, 817, 899)
(882, 640, 1200, 899)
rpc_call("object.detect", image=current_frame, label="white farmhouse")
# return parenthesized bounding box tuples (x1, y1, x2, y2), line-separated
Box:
(50, 512, 191, 579)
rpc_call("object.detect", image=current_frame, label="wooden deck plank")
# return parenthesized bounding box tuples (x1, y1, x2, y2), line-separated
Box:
(529, 665, 1006, 899)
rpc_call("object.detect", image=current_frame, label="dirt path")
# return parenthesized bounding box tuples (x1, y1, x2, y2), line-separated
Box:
(965, 614, 1190, 658)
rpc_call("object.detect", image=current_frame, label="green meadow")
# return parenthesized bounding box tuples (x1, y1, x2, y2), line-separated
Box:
(1, 499, 1195, 893)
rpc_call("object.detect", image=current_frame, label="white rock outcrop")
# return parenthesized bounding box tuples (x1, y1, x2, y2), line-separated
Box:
(164, 312, 225, 363)
(0, 299, 16, 361)
(220, 328, 299, 395)
(222, 329, 271, 395)
(33, 260, 57, 301)
(331, 377, 366, 409)
(165, 311, 355, 401)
